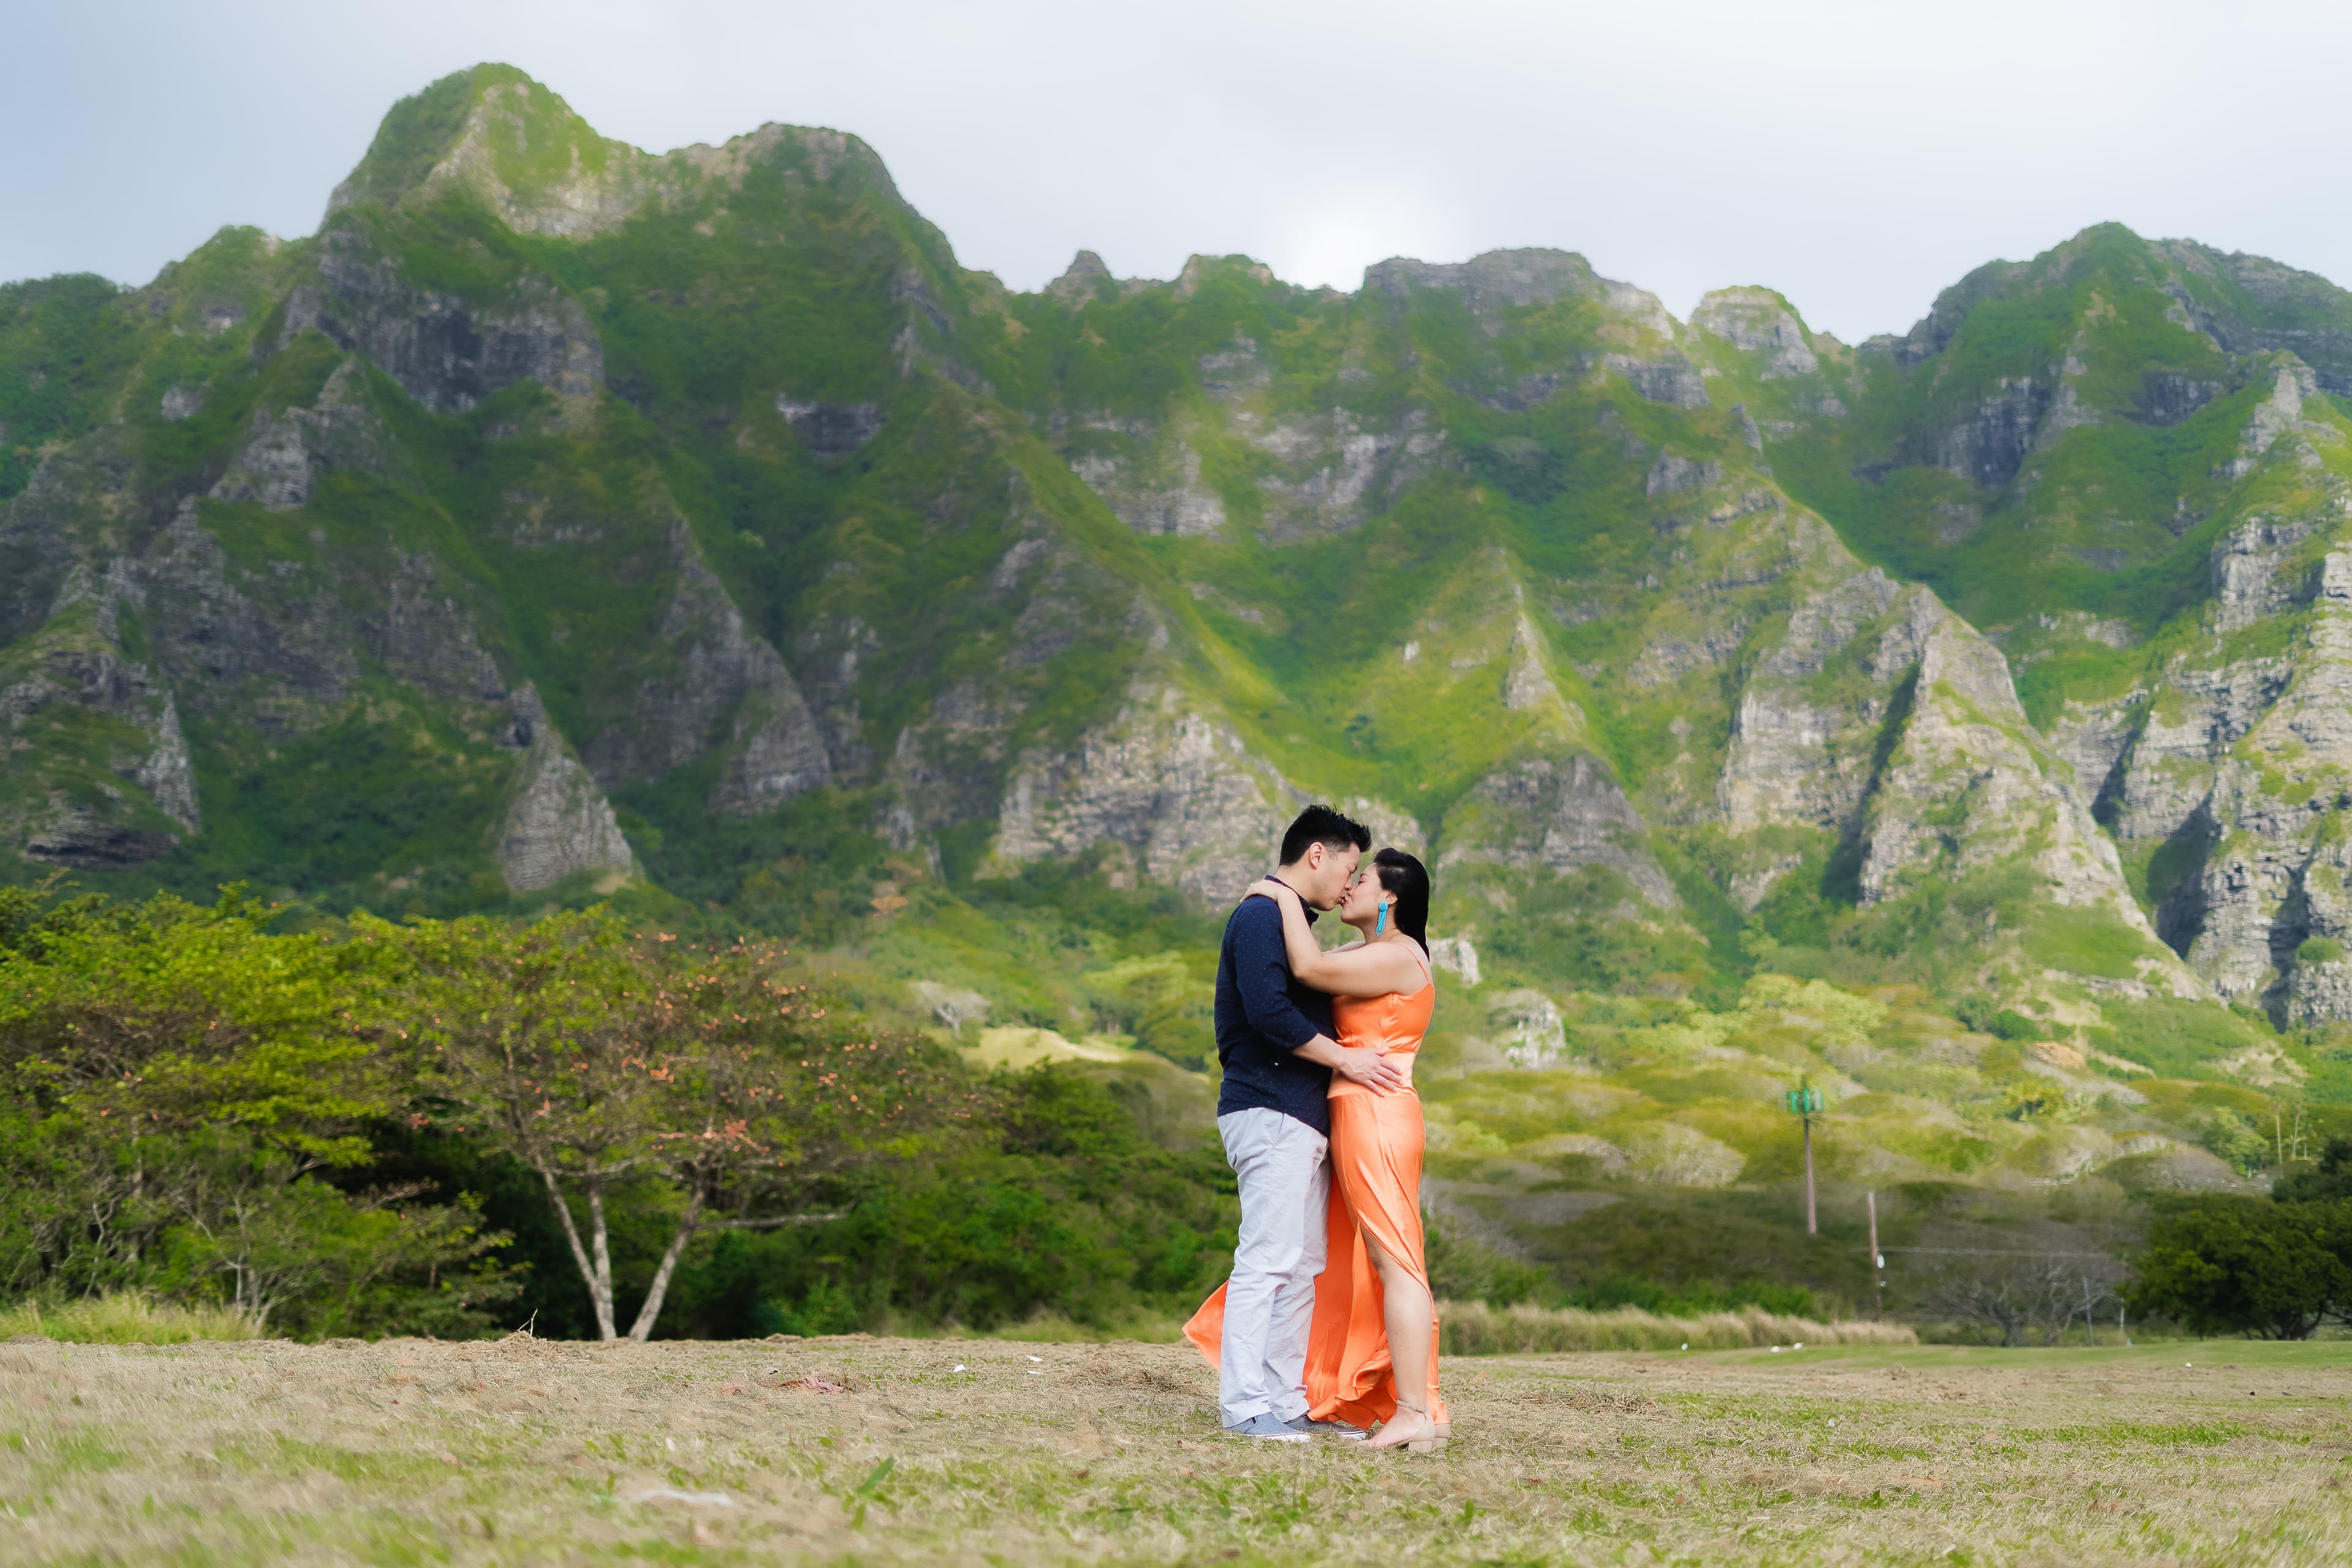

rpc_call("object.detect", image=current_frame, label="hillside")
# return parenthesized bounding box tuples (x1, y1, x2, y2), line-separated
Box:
(5, 65, 2350, 1307)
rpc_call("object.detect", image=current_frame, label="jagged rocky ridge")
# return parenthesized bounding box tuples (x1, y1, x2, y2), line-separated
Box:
(8, 66, 2352, 1048)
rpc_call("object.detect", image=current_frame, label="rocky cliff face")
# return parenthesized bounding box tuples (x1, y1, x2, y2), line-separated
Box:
(992, 679, 1302, 902)
(496, 685, 635, 891)
(0, 563, 197, 867)
(12, 65, 2352, 1048)
(1713, 222, 2352, 1024)
(2037, 374, 2352, 1020)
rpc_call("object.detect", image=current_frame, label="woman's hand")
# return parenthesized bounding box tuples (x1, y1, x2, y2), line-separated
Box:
(1245, 878, 1301, 910)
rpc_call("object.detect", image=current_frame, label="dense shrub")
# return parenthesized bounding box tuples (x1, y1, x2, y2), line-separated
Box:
(2128, 1197, 2352, 1340)
(643, 1068, 1234, 1337)
(2272, 1136, 2352, 1203)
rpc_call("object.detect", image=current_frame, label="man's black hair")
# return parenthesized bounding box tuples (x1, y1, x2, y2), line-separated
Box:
(1278, 804, 1371, 867)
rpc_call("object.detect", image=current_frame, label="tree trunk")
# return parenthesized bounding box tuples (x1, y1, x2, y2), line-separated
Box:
(587, 1186, 617, 1338)
(627, 1187, 706, 1342)
(538, 1163, 617, 1340)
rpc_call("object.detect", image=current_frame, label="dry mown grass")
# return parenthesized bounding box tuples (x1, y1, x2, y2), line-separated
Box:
(1, 1330, 2346, 1564)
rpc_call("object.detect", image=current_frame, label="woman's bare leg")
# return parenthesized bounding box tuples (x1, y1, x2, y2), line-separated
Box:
(1363, 1231, 1439, 1449)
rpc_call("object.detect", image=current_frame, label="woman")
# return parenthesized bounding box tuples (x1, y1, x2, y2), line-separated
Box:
(1186, 848, 1447, 1453)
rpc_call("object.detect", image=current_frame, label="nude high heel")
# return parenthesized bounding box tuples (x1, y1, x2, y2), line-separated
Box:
(1370, 1403, 1444, 1454)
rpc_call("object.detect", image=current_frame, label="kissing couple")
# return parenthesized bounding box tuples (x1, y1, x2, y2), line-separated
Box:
(1183, 805, 1448, 1453)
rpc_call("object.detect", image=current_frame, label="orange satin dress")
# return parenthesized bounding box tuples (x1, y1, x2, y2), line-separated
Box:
(1185, 965, 1446, 1430)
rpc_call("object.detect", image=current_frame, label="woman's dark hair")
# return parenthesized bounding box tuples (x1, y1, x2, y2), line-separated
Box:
(1371, 847, 1431, 950)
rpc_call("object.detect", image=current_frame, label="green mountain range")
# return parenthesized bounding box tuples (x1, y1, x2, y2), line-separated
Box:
(7, 64, 2350, 1292)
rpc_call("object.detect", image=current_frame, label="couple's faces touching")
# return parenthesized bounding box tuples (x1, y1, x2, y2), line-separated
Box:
(1294, 840, 1360, 910)
(1294, 842, 1389, 928)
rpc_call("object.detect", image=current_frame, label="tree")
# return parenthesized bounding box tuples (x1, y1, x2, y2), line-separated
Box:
(157, 1134, 513, 1335)
(2128, 1197, 2351, 1340)
(0, 886, 401, 1290)
(769, 1066, 1236, 1332)
(1921, 1253, 2121, 1346)
(412, 913, 960, 1341)
(2272, 1136, 2352, 1204)
(0, 884, 511, 1330)
(0, 884, 394, 1159)
(2199, 1108, 2273, 1177)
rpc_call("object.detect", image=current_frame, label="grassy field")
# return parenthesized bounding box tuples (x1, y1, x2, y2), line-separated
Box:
(1, 1334, 2346, 1565)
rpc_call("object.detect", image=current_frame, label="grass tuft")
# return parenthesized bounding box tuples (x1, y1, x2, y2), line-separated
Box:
(1439, 1300, 1917, 1355)
(0, 1292, 264, 1344)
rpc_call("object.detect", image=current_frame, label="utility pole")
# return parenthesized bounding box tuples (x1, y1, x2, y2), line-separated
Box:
(1785, 1082, 1822, 1235)
(1866, 1189, 1885, 1320)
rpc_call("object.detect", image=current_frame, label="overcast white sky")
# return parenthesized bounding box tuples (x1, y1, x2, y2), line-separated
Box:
(7, 0, 2346, 341)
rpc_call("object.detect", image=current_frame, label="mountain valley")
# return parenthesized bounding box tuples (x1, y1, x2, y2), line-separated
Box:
(7, 64, 2351, 1297)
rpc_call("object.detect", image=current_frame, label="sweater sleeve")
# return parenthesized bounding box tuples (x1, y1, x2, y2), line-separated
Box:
(1231, 899, 1319, 1052)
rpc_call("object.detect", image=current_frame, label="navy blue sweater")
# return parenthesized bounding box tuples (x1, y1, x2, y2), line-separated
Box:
(1213, 894, 1333, 1134)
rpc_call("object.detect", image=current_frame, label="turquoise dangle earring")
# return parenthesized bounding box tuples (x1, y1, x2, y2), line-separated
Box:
(1376, 902, 1389, 937)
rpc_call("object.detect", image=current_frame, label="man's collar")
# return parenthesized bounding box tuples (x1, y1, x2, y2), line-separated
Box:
(1265, 873, 1319, 924)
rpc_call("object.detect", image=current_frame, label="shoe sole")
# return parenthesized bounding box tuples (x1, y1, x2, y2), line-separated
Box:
(1224, 1431, 1310, 1442)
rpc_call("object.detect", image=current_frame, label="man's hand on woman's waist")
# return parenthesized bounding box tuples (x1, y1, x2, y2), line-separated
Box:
(1293, 1033, 1406, 1096)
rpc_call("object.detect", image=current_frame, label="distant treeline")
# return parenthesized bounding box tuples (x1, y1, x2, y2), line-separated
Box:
(0, 885, 1233, 1340)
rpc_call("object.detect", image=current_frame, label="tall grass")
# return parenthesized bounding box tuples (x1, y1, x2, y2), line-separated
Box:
(1439, 1300, 1916, 1355)
(0, 1294, 263, 1344)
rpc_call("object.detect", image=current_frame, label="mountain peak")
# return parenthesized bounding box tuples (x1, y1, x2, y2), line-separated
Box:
(1044, 249, 1113, 303)
(325, 63, 643, 235)
(1692, 285, 1821, 362)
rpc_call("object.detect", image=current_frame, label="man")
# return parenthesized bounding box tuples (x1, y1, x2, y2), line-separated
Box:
(1210, 804, 1406, 1441)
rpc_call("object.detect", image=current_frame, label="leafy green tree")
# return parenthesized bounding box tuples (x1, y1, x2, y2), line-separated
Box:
(2128, 1197, 2351, 1340)
(2199, 1108, 2273, 1176)
(0, 885, 511, 1331)
(156, 1134, 513, 1335)
(0, 885, 395, 1156)
(757, 1066, 1232, 1330)
(411, 913, 959, 1340)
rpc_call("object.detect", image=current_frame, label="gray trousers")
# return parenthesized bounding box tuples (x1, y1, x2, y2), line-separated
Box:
(1215, 1107, 1329, 1426)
